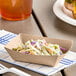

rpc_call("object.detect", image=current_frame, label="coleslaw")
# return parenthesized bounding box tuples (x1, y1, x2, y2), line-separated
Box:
(12, 39, 67, 56)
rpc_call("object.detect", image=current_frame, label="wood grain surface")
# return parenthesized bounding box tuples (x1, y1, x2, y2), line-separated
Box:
(64, 62, 76, 76)
(0, 15, 42, 36)
(33, 0, 76, 52)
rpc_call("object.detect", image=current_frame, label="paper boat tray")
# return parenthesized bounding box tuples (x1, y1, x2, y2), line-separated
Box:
(5, 34, 73, 66)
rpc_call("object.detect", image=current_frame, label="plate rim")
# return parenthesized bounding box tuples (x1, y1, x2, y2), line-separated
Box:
(53, 0, 76, 26)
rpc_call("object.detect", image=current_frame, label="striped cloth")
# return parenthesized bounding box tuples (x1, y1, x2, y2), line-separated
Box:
(0, 30, 76, 76)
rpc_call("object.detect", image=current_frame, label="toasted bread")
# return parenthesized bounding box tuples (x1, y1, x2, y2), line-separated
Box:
(64, 2, 73, 11)
(64, 1, 76, 19)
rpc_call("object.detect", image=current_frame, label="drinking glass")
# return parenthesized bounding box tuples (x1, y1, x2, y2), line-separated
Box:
(0, 0, 33, 21)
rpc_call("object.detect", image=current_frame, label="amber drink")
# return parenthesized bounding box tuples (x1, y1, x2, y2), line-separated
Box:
(0, 0, 32, 21)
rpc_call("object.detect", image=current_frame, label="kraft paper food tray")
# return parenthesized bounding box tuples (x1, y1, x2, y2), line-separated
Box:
(5, 33, 73, 66)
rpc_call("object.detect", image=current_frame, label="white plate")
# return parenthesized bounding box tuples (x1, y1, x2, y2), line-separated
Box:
(53, 0, 76, 26)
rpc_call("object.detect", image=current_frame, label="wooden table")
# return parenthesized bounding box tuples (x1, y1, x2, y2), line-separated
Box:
(0, 0, 76, 76)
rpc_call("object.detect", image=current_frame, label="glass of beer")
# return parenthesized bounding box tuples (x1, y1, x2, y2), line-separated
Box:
(0, 0, 33, 21)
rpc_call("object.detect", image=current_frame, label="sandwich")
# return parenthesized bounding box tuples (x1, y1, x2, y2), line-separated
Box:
(64, 0, 76, 19)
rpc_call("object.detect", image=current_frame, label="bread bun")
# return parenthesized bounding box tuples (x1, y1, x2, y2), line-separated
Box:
(72, 12, 76, 19)
(63, 1, 76, 19)
(63, 2, 73, 18)
(64, 2, 73, 11)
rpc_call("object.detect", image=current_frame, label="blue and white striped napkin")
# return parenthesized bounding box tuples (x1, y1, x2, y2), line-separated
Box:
(0, 30, 76, 76)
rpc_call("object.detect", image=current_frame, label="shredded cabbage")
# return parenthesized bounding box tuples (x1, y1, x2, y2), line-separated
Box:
(12, 39, 65, 56)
